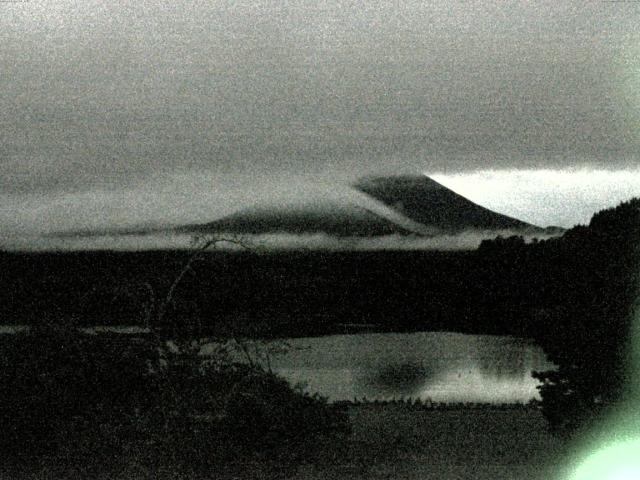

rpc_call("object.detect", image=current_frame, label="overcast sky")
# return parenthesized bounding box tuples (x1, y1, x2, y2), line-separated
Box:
(1, 0, 639, 237)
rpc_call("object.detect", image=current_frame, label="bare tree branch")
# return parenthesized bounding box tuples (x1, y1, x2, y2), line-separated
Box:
(155, 235, 254, 330)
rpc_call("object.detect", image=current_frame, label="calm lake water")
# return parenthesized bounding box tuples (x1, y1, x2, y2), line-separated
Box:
(248, 332, 555, 403)
(2, 326, 555, 404)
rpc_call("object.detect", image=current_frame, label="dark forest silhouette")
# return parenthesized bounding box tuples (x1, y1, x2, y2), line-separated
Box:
(2, 202, 637, 343)
(531, 199, 640, 434)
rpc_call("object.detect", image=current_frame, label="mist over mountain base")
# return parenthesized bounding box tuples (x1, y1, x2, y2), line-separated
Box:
(4, 229, 560, 252)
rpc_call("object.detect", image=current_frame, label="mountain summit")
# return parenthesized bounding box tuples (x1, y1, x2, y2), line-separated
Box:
(353, 175, 540, 233)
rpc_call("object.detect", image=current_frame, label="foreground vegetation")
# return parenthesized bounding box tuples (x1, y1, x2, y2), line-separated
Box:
(0, 325, 350, 478)
(0, 394, 569, 480)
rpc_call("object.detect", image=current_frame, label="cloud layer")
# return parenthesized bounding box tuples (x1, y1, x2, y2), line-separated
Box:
(2, 2, 640, 243)
(2, 1, 640, 196)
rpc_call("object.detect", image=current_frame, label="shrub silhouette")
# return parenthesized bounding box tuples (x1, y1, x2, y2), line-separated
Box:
(0, 323, 159, 459)
(0, 325, 350, 476)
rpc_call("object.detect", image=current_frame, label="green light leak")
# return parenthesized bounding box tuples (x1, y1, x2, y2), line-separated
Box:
(571, 439, 640, 480)
(566, 256, 640, 480)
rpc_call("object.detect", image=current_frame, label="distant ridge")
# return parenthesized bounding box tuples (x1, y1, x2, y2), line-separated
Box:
(174, 203, 416, 237)
(354, 175, 545, 233)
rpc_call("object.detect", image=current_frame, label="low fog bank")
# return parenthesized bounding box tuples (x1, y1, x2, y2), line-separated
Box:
(2, 230, 562, 252)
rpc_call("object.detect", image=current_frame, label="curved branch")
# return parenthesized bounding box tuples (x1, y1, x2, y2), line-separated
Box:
(155, 235, 254, 329)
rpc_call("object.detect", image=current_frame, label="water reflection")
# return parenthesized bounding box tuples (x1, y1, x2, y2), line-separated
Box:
(367, 361, 436, 397)
(0, 326, 554, 404)
(265, 332, 555, 403)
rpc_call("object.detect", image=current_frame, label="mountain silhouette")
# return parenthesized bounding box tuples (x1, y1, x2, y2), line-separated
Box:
(354, 175, 544, 233)
(174, 203, 415, 237)
(48, 174, 561, 241)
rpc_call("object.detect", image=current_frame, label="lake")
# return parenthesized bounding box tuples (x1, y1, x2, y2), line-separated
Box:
(236, 332, 555, 403)
(2, 326, 555, 404)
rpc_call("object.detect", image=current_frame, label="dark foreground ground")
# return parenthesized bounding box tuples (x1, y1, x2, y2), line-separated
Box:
(302, 405, 569, 480)
(0, 405, 570, 480)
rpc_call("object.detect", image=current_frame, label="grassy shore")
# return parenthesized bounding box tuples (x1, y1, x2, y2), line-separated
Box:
(0, 404, 570, 480)
(299, 404, 570, 480)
